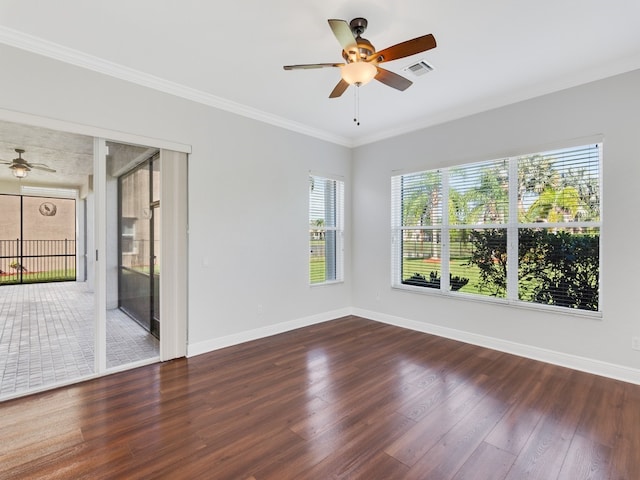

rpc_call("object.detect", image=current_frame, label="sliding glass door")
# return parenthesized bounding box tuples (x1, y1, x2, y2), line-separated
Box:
(0, 121, 186, 401)
(118, 155, 160, 338)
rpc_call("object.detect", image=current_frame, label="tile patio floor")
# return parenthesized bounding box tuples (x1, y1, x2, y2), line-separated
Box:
(0, 281, 159, 399)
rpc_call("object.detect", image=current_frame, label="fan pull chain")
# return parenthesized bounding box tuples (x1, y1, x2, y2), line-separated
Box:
(353, 84, 361, 126)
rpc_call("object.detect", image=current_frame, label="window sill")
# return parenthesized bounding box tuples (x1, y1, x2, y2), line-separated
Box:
(391, 284, 603, 320)
(310, 280, 344, 288)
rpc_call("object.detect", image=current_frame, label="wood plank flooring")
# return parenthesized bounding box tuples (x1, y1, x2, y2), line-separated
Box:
(1, 315, 638, 479)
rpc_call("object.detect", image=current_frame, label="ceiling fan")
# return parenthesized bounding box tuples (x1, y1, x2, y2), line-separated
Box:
(283, 18, 437, 98)
(0, 148, 56, 179)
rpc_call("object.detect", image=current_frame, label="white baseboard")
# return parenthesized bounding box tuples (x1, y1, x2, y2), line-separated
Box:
(186, 306, 640, 385)
(187, 308, 352, 357)
(352, 308, 640, 386)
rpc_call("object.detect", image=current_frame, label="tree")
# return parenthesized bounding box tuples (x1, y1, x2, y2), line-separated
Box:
(402, 171, 441, 226)
(466, 229, 508, 297)
(525, 186, 581, 223)
(402, 172, 442, 259)
(557, 167, 600, 221)
(449, 161, 509, 225)
(448, 161, 508, 260)
(465, 151, 600, 310)
(517, 153, 599, 223)
(470, 167, 509, 223)
(466, 228, 599, 310)
(517, 154, 557, 221)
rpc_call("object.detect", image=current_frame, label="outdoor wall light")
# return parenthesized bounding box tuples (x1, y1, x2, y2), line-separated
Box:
(11, 164, 29, 179)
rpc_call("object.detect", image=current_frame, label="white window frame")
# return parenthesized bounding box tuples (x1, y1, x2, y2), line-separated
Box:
(391, 142, 602, 317)
(309, 173, 344, 285)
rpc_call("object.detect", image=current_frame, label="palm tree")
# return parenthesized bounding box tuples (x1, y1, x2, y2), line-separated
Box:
(401, 171, 442, 259)
(449, 161, 509, 225)
(517, 154, 556, 220)
(525, 186, 582, 223)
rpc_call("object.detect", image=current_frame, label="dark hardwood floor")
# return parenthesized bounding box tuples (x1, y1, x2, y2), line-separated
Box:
(1, 316, 638, 479)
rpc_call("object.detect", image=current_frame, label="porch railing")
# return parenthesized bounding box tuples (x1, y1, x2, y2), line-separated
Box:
(0, 239, 76, 285)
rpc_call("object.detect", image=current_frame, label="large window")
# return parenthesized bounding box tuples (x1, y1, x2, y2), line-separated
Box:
(309, 174, 344, 285)
(392, 143, 601, 313)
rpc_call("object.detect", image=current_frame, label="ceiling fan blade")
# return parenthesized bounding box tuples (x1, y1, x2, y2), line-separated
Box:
(328, 19, 359, 59)
(283, 63, 344, 70)
(30, 164, 56, 173)
(0, 160, 11, 165)
(371, 34, 437, 63)
(329, 79, 350, 98)
(375, 67, 413, 91)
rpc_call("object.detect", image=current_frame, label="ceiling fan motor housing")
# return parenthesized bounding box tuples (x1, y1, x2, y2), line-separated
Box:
(341, 19, 375, 63)
(342, 39, 375, 62)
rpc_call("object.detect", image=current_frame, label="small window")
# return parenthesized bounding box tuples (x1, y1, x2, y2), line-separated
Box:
(309, 175, 344, 285)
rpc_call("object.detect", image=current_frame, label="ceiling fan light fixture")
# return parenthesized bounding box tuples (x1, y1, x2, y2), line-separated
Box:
(11, 164, 29, 179)
(340, 61, 377, 86)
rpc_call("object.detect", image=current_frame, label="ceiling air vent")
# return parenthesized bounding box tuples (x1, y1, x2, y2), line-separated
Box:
(403, 60, 434, 77)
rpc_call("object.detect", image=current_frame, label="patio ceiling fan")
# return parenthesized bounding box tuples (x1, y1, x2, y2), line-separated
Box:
(0, 148, 56, 179)
(283, 18, 437, 98)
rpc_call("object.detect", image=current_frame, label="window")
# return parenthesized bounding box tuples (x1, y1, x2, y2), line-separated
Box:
(309, 174, 344, 285)
(392, 143, 601, 313)
(121, 217, 137, 254)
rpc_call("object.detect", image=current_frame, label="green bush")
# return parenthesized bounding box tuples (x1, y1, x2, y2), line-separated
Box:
(519, 229, 599, 310)
(403, 271, 469, 291)
(466, 228, 599, 310)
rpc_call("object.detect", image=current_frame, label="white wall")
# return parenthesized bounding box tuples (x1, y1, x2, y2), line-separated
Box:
(187, 118, 352, 351)
(352, 69, 640, 378)
(0, 180, 20, 195)
(0, 44, 352, 352)
(2, 41, 637, 381)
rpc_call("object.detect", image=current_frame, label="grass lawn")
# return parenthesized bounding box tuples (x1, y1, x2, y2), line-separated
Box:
(123, 265, 160, 275)
(310, 237, 499, 295)
(310, 257, 326, 283)
(311, 253, 501, 297)
(0, 269, 76, 285)
(403, 258, 502, 297)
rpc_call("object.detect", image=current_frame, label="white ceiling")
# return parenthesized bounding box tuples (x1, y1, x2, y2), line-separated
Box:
(0, 0, 640, 147)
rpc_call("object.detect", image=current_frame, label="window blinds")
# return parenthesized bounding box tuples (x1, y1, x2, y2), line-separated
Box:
(309, 175, 344, 285)
(391, 143, 601, 312)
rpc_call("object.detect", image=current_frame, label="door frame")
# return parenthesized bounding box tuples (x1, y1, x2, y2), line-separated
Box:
(94, 139, 188, 369)
(0, 106, 191, 368)
(0, 108, 190, 394)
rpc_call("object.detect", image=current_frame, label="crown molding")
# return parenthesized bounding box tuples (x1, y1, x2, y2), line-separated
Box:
(0, 26, 353, 148)
(352, 51, 640, 148)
